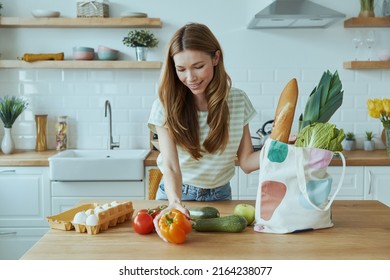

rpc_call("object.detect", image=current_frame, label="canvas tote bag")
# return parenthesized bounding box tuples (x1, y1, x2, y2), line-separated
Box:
(254, 138, 346, 234)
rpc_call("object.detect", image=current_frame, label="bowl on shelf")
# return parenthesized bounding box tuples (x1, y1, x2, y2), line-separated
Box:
(377, 49, 390, 61)
(97, 45, 119, 60)
(32, 9, 61, 18)
(73, 46, 95, 60)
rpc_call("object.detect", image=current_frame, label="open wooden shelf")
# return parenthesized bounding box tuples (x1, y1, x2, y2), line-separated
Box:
(344, 17, 390, 28)
(0, 17, 162, 28)
(343, 60, 390, 69)
(0, 60, 162, 69)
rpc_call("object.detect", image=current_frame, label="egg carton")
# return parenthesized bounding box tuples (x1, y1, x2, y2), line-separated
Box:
(47, 201, 134, 235)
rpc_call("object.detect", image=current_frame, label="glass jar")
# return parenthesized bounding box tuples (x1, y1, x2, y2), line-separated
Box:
(35, 114, 48, 152)
(55, 115, 68, 151)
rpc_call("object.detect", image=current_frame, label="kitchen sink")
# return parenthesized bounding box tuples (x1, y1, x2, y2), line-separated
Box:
(48, 149, 150, 181)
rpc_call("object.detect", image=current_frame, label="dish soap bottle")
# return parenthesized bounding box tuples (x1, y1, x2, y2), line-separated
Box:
(55, 115, 68, 150)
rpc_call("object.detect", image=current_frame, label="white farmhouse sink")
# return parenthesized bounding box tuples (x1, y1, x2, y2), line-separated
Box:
(48, 149, 150, 181)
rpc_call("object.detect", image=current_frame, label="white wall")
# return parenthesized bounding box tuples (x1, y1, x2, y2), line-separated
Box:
(0, 0, 389, 150)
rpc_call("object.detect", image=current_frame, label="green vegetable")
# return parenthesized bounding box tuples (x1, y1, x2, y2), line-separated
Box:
(295, 122, 345, 152)
(299, 70, 344, 132)
(193, 215, 247, 233)
(189, 206, 220, 221)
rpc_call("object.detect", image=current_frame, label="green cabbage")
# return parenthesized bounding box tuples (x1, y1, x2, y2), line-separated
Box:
(294, 122, 345, 152)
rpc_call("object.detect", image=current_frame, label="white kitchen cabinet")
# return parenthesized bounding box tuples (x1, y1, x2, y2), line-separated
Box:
(0, 166, 50, 259)
(327, 166, 365, 200)
(51, 181, 145, 214)
(364, 166, 390, 207)
(144, 166, 240, 200)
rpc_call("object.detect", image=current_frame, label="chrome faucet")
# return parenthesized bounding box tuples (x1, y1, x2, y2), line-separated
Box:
(104, 100, 120, 150)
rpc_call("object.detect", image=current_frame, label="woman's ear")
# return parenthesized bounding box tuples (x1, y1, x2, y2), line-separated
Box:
(213, 50, 221, 66)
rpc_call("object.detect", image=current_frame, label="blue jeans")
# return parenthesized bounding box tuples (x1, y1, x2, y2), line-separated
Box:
(155, 182, 232, 201)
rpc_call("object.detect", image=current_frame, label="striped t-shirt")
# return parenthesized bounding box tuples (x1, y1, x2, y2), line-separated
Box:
(148, 87, 256, 189)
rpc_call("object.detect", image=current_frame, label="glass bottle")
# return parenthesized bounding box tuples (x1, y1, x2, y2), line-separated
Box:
(35, 114, 48, 152)
(55, 115, 68, 151)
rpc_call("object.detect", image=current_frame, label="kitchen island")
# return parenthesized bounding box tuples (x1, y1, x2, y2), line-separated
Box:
(21, 200, 390, 260)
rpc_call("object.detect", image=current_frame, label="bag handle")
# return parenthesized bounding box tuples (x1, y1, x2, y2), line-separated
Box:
(296, 149, 346, 211)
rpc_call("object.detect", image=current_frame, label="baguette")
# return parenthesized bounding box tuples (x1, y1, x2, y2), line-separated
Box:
(270, 78, 298, 143)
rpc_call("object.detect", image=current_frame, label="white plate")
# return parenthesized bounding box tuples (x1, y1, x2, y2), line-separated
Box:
(32, 9, 61, 18)
(120, 11, 147, 18)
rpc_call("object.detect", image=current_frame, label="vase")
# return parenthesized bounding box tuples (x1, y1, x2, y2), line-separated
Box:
(363, 140, 375, 151)
(35, 114, 48, 152)
(359, 10, 375, 17)
(1, 127, 15, 155)
(135, 47, 148, 61)
(343, 140, 356, 151)
(385, 128, 390, 156)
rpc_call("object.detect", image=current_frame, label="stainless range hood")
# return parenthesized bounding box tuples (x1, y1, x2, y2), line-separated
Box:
(248, 0, 346, 29)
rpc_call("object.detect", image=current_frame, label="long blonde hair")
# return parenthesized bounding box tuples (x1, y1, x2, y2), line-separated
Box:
(158, 23, 231, 160)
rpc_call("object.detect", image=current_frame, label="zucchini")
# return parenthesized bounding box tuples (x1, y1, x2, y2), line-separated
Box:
(188, 206, 220, 221)
(193, 215, 247, 233)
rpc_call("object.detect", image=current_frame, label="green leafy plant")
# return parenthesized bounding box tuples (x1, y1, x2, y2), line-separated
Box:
(298, 70, 344, 132)
(346, 132, 356, 141)
(365, 131, 374, 141)
(122, 29, 159, 48)
(0, 96, 29, 128)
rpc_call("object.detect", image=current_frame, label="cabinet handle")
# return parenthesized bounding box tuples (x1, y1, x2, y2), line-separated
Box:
(368, 170, 372, 195)
(0, 169, 16, 173)
(0, 231, 17, 236)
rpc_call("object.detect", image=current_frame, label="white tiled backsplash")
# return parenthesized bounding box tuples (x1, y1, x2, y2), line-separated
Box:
(1, 67, 389, 151)
(0, 0, 389, 151)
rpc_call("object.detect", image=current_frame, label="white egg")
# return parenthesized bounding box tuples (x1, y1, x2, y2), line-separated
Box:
(111, 201, 119, 206)
(73, 211, 87, 224)
(86, 214, 99, 226)
(94, 206, 104, 215)
(85, 208, 94, 216)
(102, 203, 111, 210)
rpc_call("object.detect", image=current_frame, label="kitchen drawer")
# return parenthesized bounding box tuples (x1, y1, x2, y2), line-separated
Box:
(51, 181, 145, 197)
(0, 227, 48, 260)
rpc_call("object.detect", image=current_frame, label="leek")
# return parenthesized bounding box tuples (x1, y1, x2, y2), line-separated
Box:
(298, 70, 344, 132)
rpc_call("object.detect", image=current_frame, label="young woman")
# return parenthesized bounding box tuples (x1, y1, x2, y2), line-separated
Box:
(148, 23, 260, 240)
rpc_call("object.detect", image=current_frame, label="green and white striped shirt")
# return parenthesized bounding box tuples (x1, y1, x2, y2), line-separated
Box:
(148, 87, 256, 189)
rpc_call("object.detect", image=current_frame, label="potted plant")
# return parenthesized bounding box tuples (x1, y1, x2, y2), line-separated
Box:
(122, 29, 159, 61)
(359, 0, 375, 17)
(0, 95, 29, 154)
(364, 131, 375, 151)
(343, 132, 356, 151)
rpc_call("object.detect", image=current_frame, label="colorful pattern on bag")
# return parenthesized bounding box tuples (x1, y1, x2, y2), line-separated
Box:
(260, 181, 286, 221)
(254, 139, 344, 234)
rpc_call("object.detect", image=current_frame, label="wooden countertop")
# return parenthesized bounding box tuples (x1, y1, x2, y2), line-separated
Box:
(0, 149, 59, 166)
(21, 200, 390, 260)
(1, 149, 390, 167)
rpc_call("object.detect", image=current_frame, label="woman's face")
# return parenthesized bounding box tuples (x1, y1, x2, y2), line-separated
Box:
(173, 49, 220, 96)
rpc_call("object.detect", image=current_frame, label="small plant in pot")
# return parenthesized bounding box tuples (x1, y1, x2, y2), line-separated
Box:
(122, 29, 159, 61)
(364, 131, 375, 151)
(343, 132, 356, 151)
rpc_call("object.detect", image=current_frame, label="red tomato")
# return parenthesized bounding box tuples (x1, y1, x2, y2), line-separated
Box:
(132, 212, 154, 234)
